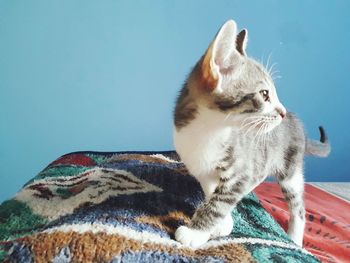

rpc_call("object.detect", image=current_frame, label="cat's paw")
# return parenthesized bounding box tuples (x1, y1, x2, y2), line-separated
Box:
(211, 214, 234, 238)
(175, 225, 210, 248)
(288, 229, 304, 247)
(287, 219, 305, 247)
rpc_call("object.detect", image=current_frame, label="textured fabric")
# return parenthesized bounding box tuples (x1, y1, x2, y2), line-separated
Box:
(0, 151, 318, 262)
(255, 182, 350, 263)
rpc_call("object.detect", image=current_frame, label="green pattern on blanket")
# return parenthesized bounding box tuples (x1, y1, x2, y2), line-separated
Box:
(232, 195, 291, 242)
(28, 166, 91, 183)
(0, 200, 46, 241)
(247, 244, 317, 263)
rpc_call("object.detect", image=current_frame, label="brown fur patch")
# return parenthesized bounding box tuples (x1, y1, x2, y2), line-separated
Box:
(17, 231, 255, 262)
(199, 44, 218, 91)
(135, 211, 191, 234)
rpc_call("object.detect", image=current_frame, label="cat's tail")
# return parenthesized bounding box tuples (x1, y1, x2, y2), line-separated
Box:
(305, 126, 331, 157)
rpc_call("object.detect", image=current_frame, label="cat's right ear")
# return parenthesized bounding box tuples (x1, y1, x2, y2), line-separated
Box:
(200, 20, 240, 92)
(236, 29, 248, 56)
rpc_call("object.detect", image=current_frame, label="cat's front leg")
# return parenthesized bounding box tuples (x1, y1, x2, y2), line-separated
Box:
(211, 213, 234, 238)
(175, 175, 256, 247)
(177, 173, 233, 244)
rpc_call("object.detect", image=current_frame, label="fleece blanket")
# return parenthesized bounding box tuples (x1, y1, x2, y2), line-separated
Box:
(0, 151, 318, 262)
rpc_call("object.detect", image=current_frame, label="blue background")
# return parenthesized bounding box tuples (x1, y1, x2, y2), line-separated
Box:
(1, 1, 349, 202)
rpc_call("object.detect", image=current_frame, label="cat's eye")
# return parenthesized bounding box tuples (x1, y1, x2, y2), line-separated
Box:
(260, 90, 270, 101)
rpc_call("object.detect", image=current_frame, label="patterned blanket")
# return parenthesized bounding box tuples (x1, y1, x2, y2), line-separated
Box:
(0, 151, 319, 262)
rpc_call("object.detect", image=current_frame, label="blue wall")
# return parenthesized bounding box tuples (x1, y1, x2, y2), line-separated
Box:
(1, 1, 349, 202)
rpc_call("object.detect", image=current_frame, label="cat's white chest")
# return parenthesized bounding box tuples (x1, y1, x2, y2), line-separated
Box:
(173, 107, 232, 178)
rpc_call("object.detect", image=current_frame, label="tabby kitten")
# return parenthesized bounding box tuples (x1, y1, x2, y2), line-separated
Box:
(173, 20, 330, 248)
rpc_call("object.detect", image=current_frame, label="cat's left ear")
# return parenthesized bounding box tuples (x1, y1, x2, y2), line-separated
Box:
(200, 20, 240, 92)
(236, 29, 248, 56)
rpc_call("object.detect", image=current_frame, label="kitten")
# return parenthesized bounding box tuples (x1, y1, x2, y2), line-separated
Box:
(173, 20, 330, 248)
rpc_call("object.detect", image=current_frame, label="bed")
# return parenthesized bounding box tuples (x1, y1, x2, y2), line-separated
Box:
(0, 151, 348, 262)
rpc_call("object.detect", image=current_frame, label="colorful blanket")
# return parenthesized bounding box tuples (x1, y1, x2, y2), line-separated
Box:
(0, 151, 318, 262)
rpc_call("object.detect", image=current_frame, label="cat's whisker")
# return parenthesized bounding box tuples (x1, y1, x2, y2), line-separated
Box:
(260, 53, 266, 69)
(240, 118, 262, 133)
(268, 62, 278, 75)
(252, 120, 265, 153)
(262, 122, 269, 150)
(272, 75, 282, 81)
(266, 52, 273, 71)
(271, 70, 280, 77)
(260, 123, 270, 157)
(241, 122, 260, 136)
(240, 116, 263, 130)
(252, 121, 266, 147)
(241, 115, 263, 123)
(261, 122, 268, 141)
(270, 71, 280, 79)
(242, 121, 258, 137)
(223, 112, 233, 123)
(239, 118, 261, 132)
(244, 119, 263, 137)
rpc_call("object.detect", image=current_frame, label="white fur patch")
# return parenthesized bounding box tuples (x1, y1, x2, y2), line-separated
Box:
(211, 214, 234, 238)
(288, 218, 305, 247)
(174, 106, 232, 181)
(175, 225, 211, 248)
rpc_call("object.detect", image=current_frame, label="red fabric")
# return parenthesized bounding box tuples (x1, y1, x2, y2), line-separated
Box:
(255, 182, 350, 263)
(49, 153, 96, 167)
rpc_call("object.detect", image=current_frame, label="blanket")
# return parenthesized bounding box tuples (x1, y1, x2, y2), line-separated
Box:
(0, 151, 318, 262)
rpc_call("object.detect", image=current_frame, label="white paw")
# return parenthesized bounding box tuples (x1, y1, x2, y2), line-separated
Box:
(175, 225, 210, 248)
(288, 230, 304, 247)
(287, 219, 305, 247)
(211, 214, 234, 238)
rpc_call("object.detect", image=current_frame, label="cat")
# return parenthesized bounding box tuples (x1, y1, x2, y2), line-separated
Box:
(173, 20, 330, 248)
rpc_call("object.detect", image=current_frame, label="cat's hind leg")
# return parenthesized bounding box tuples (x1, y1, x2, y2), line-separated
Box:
(277, 165, 306, 247)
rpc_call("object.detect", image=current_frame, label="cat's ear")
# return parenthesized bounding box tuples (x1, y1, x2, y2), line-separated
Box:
(200, 20, 240, 91)
(236, 29, 248, 56)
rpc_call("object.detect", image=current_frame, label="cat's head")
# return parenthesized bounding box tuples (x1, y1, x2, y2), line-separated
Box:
(189, 20, 286, 133)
